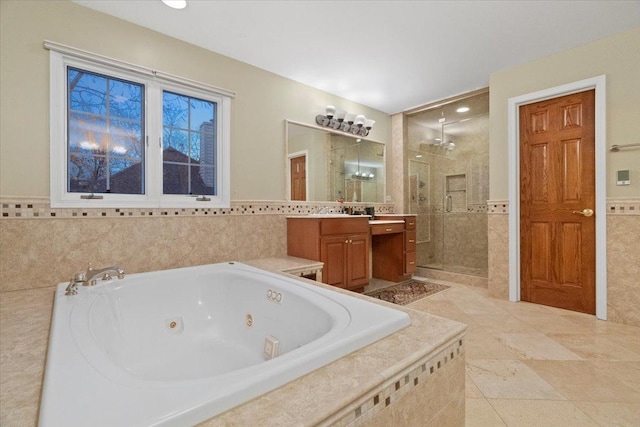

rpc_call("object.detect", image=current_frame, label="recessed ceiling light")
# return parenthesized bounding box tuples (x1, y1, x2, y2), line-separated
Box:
(162, 0, 187, 9)
(456, 107, 470, 113)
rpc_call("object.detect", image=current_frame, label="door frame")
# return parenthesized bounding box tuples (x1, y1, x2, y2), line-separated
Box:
(287, 150, 309, 201)
(507, 75, 607, 319)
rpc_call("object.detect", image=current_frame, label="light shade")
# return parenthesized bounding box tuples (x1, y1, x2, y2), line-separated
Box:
(325, 105, 336, 118)
(162, 0, 187, 10)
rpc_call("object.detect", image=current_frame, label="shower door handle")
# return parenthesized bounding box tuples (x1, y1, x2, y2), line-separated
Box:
(445, 194, 452, 212)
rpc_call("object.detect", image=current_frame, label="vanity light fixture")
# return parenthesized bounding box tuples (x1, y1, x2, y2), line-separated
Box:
(316, 106, 375, 137)
(162, 0, 187, 9)
(352, 171, 375, 181)
(350, 142, 375, 181)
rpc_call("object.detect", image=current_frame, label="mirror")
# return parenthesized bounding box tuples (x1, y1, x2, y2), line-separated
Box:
(286, 121, 386, 203)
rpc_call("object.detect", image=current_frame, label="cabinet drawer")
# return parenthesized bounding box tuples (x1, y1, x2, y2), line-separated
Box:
(406, 252, 417, 273)
(405, 230, 417, 252)
(320, 218, 369, 235)
(405, 218, 417, 230)
(370, 223, 404, 235)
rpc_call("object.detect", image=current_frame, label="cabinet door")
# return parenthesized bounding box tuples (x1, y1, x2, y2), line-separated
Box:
(347, 234, 369, 289)
(320, 235, 348, 288)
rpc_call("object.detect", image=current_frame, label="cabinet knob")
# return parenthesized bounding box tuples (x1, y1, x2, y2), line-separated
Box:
(345, 240, 349, 244)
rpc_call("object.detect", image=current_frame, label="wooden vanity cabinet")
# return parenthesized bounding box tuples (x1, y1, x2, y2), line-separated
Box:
(376, 215, 417, 278)
(287, 217, 370, 292)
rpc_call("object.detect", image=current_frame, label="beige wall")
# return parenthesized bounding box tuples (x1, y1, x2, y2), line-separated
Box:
(489, 27, 640, 199)
(0, 0, 391, 201)
(487, 27, 640, 326)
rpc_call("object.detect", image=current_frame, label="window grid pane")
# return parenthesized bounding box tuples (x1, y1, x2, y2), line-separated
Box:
(67, 67, 145, 194)
(162, 91, 216, 195)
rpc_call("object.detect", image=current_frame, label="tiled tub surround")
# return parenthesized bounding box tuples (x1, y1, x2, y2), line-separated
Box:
(487, 198, 640, 327)
(1, 266, 466, 427)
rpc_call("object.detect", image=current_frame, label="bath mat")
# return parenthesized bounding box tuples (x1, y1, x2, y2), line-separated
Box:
(366, 280, 450, 305)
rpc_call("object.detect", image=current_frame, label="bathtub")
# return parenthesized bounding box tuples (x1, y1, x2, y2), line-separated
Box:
(39, 262, 411, 426)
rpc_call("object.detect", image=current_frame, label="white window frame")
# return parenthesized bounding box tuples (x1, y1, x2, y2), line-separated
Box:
(47, 41, 233, 208)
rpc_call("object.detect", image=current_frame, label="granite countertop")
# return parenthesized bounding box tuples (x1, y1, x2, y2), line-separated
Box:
(374, 213, 417, 217)
(285, 214, 370, 219)
(245, 256, 323, 275)
(0, 261, 466, 427)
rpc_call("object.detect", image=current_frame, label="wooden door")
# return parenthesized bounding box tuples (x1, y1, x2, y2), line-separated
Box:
(520, 90, 595, 314)
(347, 234, 369, 289)
(290, 155, 306, 201)
(321, 235, 348, 288)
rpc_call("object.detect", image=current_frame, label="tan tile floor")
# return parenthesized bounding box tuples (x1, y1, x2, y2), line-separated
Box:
(393, 279, 640, 426)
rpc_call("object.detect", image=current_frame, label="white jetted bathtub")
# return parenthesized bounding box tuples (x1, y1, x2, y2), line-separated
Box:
(39, 262, 411, 426)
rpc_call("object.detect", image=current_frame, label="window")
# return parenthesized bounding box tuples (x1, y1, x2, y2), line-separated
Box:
(48, 43, 232, 208)
(67, 68, 145, 195)
(162, 91, 216, 196)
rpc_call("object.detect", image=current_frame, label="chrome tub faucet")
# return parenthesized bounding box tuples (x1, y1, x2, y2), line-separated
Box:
(65, 263, 125, 296)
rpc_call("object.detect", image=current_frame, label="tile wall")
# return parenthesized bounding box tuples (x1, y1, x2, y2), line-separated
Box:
(487, 198, 640, 327)
(0, 198, 394, 293)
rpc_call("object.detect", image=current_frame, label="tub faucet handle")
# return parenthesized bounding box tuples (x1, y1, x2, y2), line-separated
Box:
(65, 264, 125, 295)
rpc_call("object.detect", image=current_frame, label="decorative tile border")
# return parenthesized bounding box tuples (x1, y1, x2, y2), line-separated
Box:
(0, 198, 395, 220)
(487, 199, 640, 215)
(467, 204, 488, 213)
(323, 336, 464, 427)
(487, 200, 509, 214)
(607, 199, 640, 215)
(4, 197, 635, 218)
(426, 204, 487, 214)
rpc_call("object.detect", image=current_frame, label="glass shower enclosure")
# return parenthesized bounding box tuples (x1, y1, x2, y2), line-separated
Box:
(406, 91, 489, 277)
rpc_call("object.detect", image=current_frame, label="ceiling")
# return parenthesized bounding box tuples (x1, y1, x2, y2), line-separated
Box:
(408, 91, 490, 137)
(74, 0, 640, 114)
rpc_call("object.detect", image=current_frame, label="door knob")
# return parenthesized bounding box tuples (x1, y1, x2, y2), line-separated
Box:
(572, 208, 594, 217)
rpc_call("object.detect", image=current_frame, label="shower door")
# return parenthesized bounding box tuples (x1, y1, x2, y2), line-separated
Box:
(408, 159, 444, 270)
